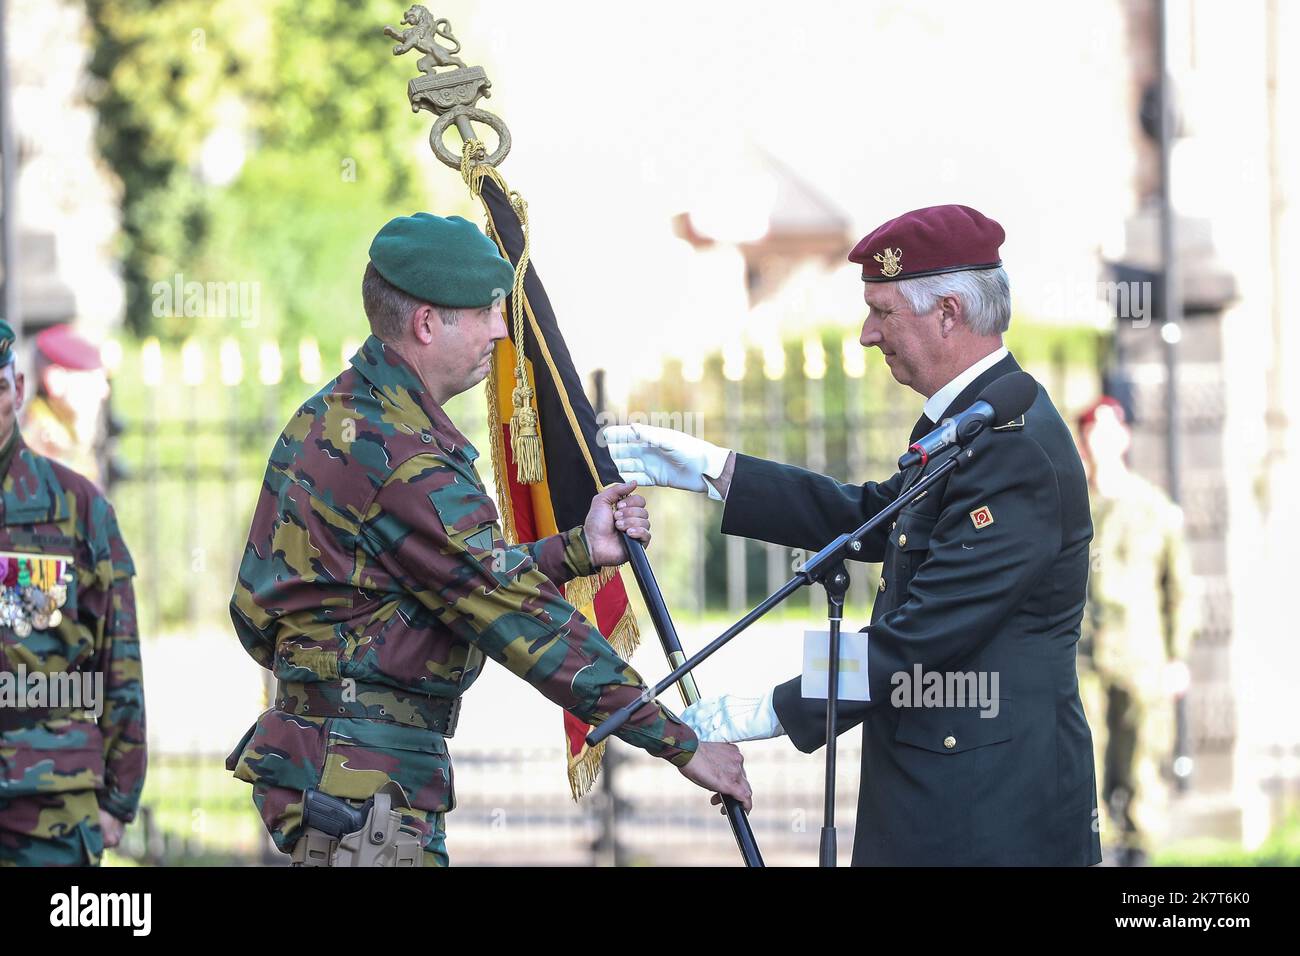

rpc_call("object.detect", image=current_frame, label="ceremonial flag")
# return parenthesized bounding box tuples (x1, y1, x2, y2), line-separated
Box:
(463, 164, 639, 798)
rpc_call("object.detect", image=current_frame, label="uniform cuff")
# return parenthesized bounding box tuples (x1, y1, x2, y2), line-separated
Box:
(530, 528, 597, 585)
(564, 526, 597, 578)
(97, 793, 137, 824)
(661, 717, 700, 767)
(613, 697, 699, 766)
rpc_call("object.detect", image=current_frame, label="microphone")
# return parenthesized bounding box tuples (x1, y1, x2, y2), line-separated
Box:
(898, 371, 1038, 470)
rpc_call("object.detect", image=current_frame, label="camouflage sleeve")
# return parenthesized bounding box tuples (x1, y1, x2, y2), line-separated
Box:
(228, 464, 281, 670)
(1161, 501, 1197, 662)
(522, 527, 596, 586)
(229, 587, 274, 670)
(362, 455, 697, 765)
(93, 501, 147, 822)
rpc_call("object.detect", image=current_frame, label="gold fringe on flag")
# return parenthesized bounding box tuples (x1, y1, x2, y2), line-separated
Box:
(567, 739, 606, 800)
(460, 140, 544, 484)
(483, 357, 518, 545)
(603, 604, 641, 661)
(563, 566, 640, 658)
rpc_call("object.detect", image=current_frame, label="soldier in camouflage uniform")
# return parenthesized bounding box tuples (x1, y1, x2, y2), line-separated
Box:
(227, 213, 751, 866)
(20, 323, 111, 486)
(0, 320, 145, 866)
(1077, 396, 1195, 866)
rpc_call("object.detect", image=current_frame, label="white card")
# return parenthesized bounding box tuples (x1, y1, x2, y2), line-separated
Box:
(801, 629, 870, 701)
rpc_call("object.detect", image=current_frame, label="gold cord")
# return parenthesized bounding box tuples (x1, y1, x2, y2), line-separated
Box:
(461, 140, 544, 483)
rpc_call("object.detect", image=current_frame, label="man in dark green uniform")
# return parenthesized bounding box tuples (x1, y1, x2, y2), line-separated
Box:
(228, 214, 750, 866)
(0, 320, 144, 866)
(607, 205, 1101, 866)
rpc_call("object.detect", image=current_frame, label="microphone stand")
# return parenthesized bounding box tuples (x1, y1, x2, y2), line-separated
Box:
(819, 560, 849, 867)
(588, 444, 977, 865)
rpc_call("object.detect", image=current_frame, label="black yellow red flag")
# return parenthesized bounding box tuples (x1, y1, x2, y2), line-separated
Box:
(468, 173, 638, 797)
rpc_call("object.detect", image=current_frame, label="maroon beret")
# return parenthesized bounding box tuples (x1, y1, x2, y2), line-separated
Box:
(1077, 395, 1127, 432)
(34, 324, 102, 370)
(849, 204, 1005, 283)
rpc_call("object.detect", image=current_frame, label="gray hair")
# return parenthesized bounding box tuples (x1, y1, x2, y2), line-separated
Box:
(361, 262, 460, 340)
(895, 266, 1011, 336)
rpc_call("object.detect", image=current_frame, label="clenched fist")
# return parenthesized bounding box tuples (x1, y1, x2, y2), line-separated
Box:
(583, 481, 651, 567)
(678, 740, 753, 812)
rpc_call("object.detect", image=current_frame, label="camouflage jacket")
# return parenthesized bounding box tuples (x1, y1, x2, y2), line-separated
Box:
(0, 430, 144, 821)
(1082, 471, 1196, 689)
(228, 335, 695, 814)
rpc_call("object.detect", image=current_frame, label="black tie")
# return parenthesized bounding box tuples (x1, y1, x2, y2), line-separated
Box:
(898, 413, 934, 492)
(908, 413, 933, 446)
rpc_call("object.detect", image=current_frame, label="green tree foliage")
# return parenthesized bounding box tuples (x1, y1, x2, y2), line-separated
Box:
(84, 0, 439, 345)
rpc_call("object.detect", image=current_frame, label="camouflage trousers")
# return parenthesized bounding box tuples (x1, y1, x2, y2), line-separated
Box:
(1081, 672, 1175, 859)
(254, 783, 448, 867)
(228, 711, 457, 868)
(0, 790, 103, 866)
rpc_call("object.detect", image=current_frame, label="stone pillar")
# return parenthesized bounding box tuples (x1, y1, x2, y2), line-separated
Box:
(1113, 208, 1240, 841)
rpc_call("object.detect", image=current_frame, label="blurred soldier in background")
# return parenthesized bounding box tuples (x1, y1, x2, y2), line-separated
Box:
(1077, 396, 1196, 866)
(20, 324, 110, 486)
(0, 320, 144, 866)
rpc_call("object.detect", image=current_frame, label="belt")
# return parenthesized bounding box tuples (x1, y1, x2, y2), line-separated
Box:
(0, 707, 78, 733)
(274, 680, 461, 737)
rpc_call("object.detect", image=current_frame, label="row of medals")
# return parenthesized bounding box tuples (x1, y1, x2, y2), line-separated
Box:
(1, 574, 71, 637)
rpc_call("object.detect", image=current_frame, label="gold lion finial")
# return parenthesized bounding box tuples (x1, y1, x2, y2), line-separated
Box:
(383, 5, 512, 170)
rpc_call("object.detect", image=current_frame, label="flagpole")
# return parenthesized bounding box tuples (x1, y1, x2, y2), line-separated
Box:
(622, 535, 765, 867)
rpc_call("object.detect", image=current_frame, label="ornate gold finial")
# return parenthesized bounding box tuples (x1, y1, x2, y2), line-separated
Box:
(384, 5, 511, 169)
(873, 247, 903, 278)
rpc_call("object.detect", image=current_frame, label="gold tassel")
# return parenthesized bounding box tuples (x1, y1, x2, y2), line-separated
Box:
(510, 371, 545, 483)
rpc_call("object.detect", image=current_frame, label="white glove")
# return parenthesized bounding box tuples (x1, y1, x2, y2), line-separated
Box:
(602, 424, 731, 501)
(680, 691, 785, 743)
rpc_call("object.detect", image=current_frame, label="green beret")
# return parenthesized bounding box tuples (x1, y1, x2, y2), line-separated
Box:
(0, 320, 13, 367)
(369, 213, 515, 310)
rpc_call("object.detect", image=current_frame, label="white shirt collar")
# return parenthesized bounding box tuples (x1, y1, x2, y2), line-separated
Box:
(923, 346, 1009, 422)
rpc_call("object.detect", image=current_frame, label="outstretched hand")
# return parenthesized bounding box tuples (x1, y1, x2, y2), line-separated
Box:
(603, 424, 732, 499)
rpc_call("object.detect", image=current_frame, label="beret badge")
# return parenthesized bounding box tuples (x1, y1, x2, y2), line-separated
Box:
(873, 247, 903, 278)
